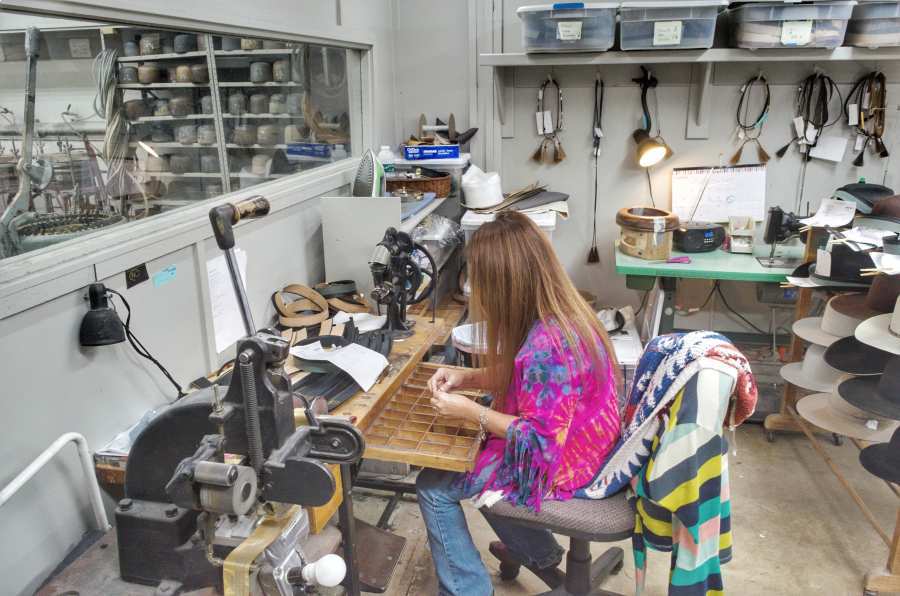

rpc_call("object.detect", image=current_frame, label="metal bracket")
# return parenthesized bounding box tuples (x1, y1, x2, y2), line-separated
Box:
(686, 63, 712, 140)
(496, 66, 515, 139)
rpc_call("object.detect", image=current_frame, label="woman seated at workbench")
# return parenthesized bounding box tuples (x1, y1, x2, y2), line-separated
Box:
(417, 211, 622, 596)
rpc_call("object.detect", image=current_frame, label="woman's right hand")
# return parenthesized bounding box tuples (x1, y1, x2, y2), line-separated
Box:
(428, 368, 469, 394)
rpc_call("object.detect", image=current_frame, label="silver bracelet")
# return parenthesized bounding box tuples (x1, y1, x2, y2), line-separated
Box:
(477, 405, 489, 441)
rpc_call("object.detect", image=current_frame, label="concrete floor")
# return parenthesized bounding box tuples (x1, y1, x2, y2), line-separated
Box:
(352, 425, 899, 596)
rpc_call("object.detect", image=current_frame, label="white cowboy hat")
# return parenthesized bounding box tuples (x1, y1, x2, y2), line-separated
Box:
(854, 295, 900, 356)
(792, 293, 874, 347)
(797, 391, 898, 443)
(780, 343, 844, 392)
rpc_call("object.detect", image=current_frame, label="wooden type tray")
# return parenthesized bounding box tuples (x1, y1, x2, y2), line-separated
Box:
(362, 362, 485, 472)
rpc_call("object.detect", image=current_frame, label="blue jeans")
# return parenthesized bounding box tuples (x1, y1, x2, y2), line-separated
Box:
(415, 466, 564, 596)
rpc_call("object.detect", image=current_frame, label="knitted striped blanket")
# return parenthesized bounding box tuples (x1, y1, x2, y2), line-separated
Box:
(578, 331, 756, 499)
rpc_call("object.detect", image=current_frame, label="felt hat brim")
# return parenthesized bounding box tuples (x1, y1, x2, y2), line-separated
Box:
(837, 376, 900, 421)
(797, 393, 898, 442)
(854, 313, 900, 356)
(824, 336, 893, 376)
(860, 441, 900, 484)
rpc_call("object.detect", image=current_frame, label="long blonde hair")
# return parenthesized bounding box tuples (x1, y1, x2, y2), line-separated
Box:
(467, 211, 620, 405)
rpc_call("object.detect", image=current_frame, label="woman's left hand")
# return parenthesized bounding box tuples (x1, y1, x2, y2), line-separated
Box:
(431, 391, 477, 421)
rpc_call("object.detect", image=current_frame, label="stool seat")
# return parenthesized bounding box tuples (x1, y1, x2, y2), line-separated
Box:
(485, 491, 634, 543)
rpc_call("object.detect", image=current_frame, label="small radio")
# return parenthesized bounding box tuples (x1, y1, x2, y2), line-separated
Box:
(674, 222, 726, 253)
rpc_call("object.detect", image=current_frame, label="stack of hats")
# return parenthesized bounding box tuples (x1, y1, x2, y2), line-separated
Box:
(795, 285, 900, 442)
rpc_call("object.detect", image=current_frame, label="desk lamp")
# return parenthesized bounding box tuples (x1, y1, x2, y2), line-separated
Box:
(632, 67, 672, 169)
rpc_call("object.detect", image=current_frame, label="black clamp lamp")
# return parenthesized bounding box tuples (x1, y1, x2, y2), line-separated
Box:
(80, 283, 126, 346)
(632, 66, 673, 168)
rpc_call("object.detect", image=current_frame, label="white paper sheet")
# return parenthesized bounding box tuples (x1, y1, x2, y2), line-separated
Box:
(207, 248, 248, 353)
(290, 341, 388, 391)
(671, 165, 766, 223)
(331, 311, 387, 333)
(785, 275, 824, 288)
(835, 227, 895, 249)
(870, 252, 900, 275)
(809, 135, 849, 163)
(800, 198, 857, 229)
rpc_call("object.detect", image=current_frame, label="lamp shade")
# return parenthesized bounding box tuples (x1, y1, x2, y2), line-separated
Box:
(633, 129, 671, 168)
(79, 283, 125, 346)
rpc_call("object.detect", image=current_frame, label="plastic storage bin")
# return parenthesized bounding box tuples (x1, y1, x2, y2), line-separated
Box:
(846, 1, 900, 47)
(462, 210, 557, 243)
(516, 3, 618, 53)
(728, 1, 857, 49)
(620, 1, 728, 50)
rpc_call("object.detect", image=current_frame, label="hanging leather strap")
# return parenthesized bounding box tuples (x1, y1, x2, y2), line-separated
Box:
(845, 71, 889, 166)
(272, 284, 329, 328)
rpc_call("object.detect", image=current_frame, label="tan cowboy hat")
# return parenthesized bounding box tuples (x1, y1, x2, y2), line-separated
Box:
(854, 296, 900, 356)
(792, 293, 874, 347)
(780, 343, 844, 393)
(797, 391, 898, 442)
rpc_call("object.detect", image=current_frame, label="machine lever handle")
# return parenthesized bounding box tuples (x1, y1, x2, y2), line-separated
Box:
(209, 195, 269, 251)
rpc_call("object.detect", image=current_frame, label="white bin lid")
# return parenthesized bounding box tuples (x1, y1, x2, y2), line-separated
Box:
(461, 209, 558, 231)
(620, 0, 727, 7)
(730, 0, 855, 4)
(517, 2, 619, 14)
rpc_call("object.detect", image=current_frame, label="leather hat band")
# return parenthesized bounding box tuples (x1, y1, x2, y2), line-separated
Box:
(272, 284, 329, 328)
(314, 280, 358, 298)
(328, 296, 370, 314)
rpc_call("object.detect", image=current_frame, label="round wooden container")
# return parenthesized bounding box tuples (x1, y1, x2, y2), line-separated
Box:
(249, 93, 269, 114)
(200, 95, 214, 114)
(139, 33, 161, 56)
(190, 64, 209, 84)
(272, 59, 290, 82)
(150, 125, 174, 142)
(173, 64, 192, 83)
(251, 154, 271, 176)
(197, 125, 217, 145)
(615, 206, 680, 260)
(227, 92, 247, 115)
(241, 38, 262, 50)
(286, 93, 303, 115)
(169, 95, 194, 117)
(284, 125, 304, 143)
(233, 124, 258, 146)
(250, 61, 273, 83)
(123, 41, 140, 57)
(200, 154, 219, 172)
(205, 182, 223, 198)
(269, 93, 287, 114)
(153, 99, 171, 117)
(196, 34, 208, 51)
(138, 63, 161, 84)
(263, 40, 287, 49)
(173, 33, 197, 54)
(119, 65, 139, 83)
(144, 154, 169, 173)
(257, 124, 283, 146)
(169, 154, 195, 174)
(124, 99, 148, 121)
(176, 124, 197, 145)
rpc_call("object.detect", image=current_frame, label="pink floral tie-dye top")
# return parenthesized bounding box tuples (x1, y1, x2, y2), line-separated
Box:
(465, 319, 621, 511)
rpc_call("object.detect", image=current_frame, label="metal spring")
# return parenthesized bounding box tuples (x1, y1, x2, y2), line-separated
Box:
(238, 353, 265, 473)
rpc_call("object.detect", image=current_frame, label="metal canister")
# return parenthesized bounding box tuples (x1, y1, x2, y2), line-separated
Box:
(173, 33, 197, 54)
(176, 124, 197, 145)
(200, 95, 214, 114)
(284, 124, 304, 143)
(124, 99, 149, 121)
(169, 154, 195, 174)
(138, 63, 162, 84)
(123, 40, 140, 57)
(200, 154, 219, 172)
(174, 64, 193, 83)
(251, 153, 271, 176)
(269, 93, 287, 114)
(197, 125, 217, 145)
(227, 92, 247, 116)
(249, 93, 269, 115)
(221, 36, 241, 51)
(139, 32, 161, 56)
(153, 99, 171, 117)
(119, 65, 139, 83)
(286, 93, 303, 115)
(241, 38, 262, 50)
(233, 124, 258, 146)
(249, 61, 273, 84)
(169, 95, 194, 117)
(272, 59, 290, 82)
(191, 64, 209, 84)
(257, 124, 283, 146)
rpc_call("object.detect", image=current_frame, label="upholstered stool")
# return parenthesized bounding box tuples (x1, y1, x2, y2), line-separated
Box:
(483, 490, 634, 596)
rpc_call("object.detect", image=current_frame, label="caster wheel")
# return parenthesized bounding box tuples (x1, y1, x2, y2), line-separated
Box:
(766, 431, 776, 443)
(610, 560, 624, 575)
(833, 434, 844, 446)
(499, 562, 520, 581)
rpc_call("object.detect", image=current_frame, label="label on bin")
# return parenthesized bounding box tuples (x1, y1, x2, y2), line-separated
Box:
(653, 21, 683, 46)
(556, 21, 583, 41)
(781, 20, 813, 46)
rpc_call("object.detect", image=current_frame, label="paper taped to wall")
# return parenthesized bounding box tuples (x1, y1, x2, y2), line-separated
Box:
(207, 248, 248, 353)
(671, 164, 766, 223)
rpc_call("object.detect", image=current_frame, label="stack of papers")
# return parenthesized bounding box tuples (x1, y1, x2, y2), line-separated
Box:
(290, 341, 388, 392)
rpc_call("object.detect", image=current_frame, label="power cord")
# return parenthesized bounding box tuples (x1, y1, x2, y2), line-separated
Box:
(107, 288, 186, 399)
(645, 169, 656, 208)
(714, 282, 768, 335)
(634, 290, 650, 318)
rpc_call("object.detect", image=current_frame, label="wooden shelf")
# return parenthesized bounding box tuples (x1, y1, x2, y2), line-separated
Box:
(217, 81, 302, 88)
(118, 82, 209, 89)
(221, 113, 304, 119)
(117, 50, 207, 63)
(130, 114, 214, 123)
(479, 47, 900, 66)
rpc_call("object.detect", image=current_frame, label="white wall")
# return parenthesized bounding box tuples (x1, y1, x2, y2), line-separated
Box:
(0, 2, 399, 595)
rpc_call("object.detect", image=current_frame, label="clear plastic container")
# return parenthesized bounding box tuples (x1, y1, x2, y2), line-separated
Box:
(728, 1, 857, 49)
(846, 0, 900, 47)
(620, 1, 728, 50)
(516, 3, 618, 53)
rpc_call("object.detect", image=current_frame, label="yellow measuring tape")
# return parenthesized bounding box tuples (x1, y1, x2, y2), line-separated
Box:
(223, 505, 301, 596)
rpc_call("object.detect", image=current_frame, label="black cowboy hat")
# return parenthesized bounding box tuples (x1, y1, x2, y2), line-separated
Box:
(859, 427, 900, 484)
(810, 244, 875, 287)
(824, 336, 893, 376)
(837, 355, 900, 420)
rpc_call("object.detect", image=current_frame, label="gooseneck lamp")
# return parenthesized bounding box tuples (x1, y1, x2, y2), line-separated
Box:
(632, 66, 672, 168)
(79, 283, 125, 346)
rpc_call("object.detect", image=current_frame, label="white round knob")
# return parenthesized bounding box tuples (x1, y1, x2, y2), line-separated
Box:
(302, 553, 346, 588)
